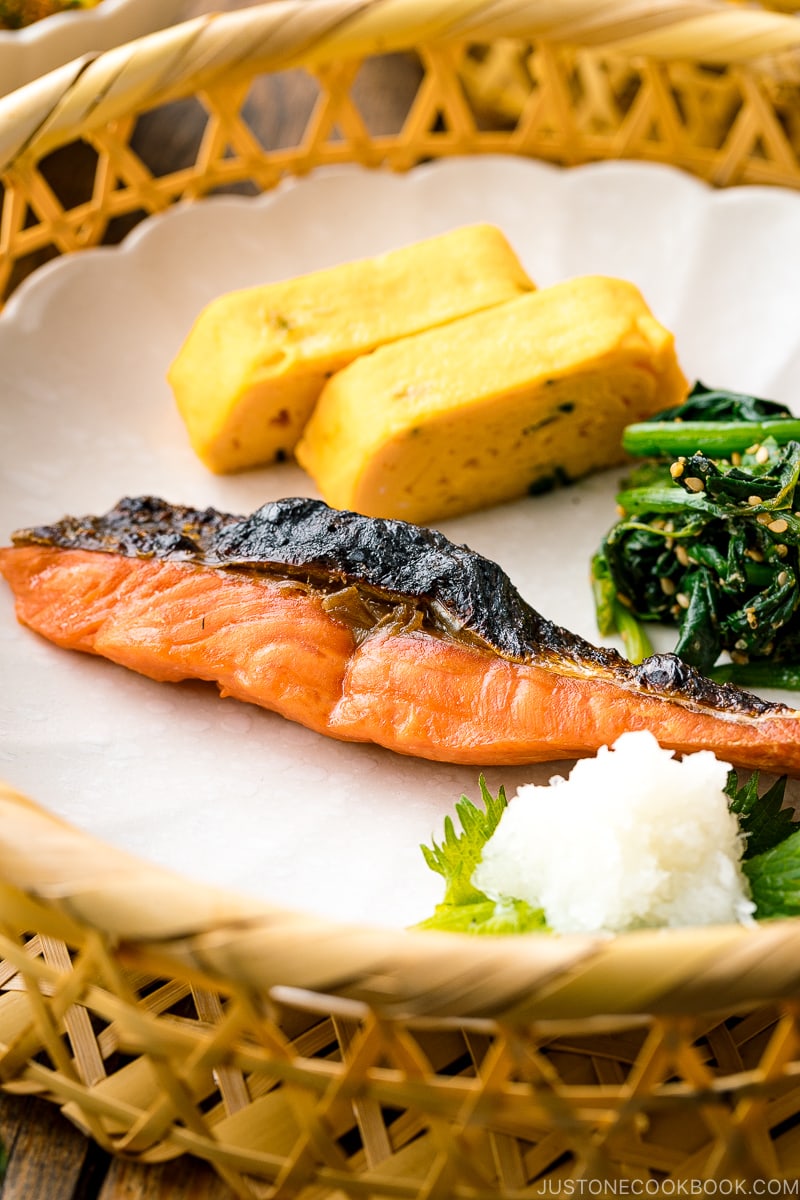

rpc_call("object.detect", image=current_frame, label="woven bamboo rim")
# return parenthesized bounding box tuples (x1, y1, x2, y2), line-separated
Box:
(2, 0, 800, 299)
(3, 1, 800, 1191)
(4, 777, 800, 1023)
(4, 775, 800, 1190)
(4, 0, 800, 169)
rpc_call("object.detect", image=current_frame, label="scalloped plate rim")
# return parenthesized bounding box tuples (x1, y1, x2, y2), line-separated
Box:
(2, 155, 800, 931)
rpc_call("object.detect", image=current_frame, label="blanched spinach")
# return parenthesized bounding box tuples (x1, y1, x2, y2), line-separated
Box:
(593, 383, 800, 681)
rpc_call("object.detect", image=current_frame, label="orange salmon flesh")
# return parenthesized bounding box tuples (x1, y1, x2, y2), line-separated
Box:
(2, 543, 800, 774)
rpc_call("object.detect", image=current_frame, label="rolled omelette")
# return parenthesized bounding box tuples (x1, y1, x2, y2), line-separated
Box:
(167, 224, 534, 473)
(295, 275, 688, 524)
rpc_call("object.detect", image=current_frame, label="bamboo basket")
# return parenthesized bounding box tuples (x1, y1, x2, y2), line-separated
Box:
(3, 1, 800, 1195)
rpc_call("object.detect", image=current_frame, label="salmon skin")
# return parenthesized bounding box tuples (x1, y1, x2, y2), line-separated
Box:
(2, 495, 800, 774)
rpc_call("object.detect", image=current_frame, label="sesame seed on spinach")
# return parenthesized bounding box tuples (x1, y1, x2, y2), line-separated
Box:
(592, 382, 800, 686)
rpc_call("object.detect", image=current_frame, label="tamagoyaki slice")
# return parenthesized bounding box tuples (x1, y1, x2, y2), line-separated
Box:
(295, 275, 688, 524)
(167, 224, 534, 474)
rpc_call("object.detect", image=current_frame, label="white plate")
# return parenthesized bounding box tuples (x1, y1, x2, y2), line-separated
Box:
(0, 0, 191, 99)
(2, 157, 800, 929)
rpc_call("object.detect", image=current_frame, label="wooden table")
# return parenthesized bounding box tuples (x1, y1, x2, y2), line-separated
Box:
(0, 1091, 234, 1198)
(0, 5, 420, 1195)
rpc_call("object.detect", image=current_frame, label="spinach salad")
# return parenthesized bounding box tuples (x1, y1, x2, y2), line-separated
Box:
(592, 382, 800, 688)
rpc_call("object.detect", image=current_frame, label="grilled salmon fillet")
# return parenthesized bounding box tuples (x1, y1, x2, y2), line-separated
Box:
(2, 495, 800, 773)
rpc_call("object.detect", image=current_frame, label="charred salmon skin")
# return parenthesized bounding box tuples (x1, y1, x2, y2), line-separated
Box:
(1, 495, 800, 773)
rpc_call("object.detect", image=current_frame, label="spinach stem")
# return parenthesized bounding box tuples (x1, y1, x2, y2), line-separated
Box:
(623, 420, 800, 458)
(614, 603, 654, 665)
(710, 663, 800, 691)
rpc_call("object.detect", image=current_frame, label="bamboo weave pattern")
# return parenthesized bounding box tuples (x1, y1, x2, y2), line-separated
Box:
(2, 1, 800, 1194)
(2, 0, 800, 298)
(1, 782, 800, 1194)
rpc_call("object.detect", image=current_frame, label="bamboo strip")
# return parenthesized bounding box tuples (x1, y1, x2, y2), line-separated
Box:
(0, 0, 799, 173)
(0, 2, 799, 1189)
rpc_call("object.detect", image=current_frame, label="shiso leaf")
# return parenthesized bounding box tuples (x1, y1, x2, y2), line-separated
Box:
(725, 769, 796, 859)
(420, 776, 507, 908)
(417, 776, 547, 934)
(726, 768, 800, 922)
(418, 768, 800, 935)
(743, 830, 800, 919)
(416, 897, 548, 935)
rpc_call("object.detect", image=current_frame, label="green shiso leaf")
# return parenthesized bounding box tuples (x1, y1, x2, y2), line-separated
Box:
(417, 769, 800, 935)
(725, 769, 795, 860)
(416, 776, 548, 935)
(744, 829, 800, 919)
(416, 897, 547, 935)
(727, 767, 800, 922)
(419, 776, 507, 908)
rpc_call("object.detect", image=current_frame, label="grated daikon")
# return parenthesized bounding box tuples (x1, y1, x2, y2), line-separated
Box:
(472, 730, 756, 934)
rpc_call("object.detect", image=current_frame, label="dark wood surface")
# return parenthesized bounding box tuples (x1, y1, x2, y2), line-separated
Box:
(1, 4, 419, 1196)
(0, 1092, 234, 1198)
